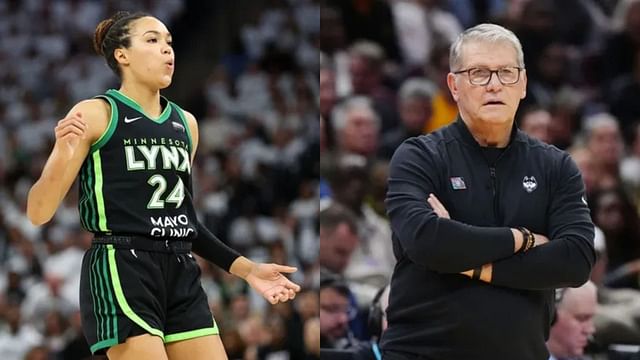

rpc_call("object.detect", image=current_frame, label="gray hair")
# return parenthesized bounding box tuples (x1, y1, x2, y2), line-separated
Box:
(583, 112, 620, 139)
(398, 78, 436, 103)
(320, 201, 359, 235)
(348, 40, 385, 67)
(449, 23, 525, 71)
(331, 96, 381, 131)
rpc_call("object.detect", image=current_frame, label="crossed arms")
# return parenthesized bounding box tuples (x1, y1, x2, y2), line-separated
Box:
(386, 140, 596, 290)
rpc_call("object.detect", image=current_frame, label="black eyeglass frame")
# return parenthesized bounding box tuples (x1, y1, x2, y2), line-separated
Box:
(452, 66, 524, 86)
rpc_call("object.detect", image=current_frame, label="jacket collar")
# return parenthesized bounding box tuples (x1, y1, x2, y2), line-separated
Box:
(451, 115, 526, 148)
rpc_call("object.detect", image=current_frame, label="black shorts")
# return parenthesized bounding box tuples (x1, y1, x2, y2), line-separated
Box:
(79, 236, 218, 354)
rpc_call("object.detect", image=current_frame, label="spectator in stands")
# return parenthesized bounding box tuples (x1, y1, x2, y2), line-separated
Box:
(585, 113, 624, 191)
(526, 42, 578, 109)
(319, 202, 360, 275)
(332, 96, 381, 158)
(23, 345, 52, 360)
(304, 317, 321, 360)
(346, 41, 398, 132)
(321, 64, 338, 122)
(547, 94, 583, 150)
(320, 272, 354, 349)
(588, 228, 640, 347)
(378, 77, 436, 159)
(353, 284, 390, 360)
(324, 154, 394, 307)
(423, 44, 459, 133)
(589, 187, 640, 282)
(547, 281, 597, 360)
(390, 0, 462, 67)
(518, 105, 552, 143)
(570, 146, 598, 198)
(621, 122, 640, 208)
(328, 0, 401, 62)
(0, 303, 43, 360)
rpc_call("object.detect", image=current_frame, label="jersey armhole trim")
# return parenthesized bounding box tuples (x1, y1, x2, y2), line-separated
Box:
(171, 102, 194, 155)
(91, 95, 118, 153)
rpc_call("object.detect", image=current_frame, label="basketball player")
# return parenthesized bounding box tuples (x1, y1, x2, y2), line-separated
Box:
(26, 11, 300, 360)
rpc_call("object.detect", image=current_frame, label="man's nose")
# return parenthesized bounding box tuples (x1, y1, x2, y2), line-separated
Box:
(485, 72, 503, 91)
(584, 321, 595, 335)
(337, 312, 349, 324)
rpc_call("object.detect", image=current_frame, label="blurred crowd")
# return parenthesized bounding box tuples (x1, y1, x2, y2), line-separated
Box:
(319, 0, 640, 358)
(0, 0, 320, 360)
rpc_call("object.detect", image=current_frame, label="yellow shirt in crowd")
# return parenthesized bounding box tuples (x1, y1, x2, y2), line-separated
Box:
(424, 91, 458, 134)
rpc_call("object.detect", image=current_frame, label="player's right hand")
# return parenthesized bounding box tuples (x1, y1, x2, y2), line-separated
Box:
(54, 112, 87, 157)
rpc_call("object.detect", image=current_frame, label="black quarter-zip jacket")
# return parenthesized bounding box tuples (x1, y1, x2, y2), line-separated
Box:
(380, 118, 595, 360)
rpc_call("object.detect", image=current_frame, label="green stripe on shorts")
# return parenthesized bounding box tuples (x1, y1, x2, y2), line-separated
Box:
(89, 247, 105, 342)
(101, 247, 118, 341)
(164, 321, 219, 343)
(91, 246, 119, 347)
(107, 244, 165, 340)
(90, 338, 118, 354)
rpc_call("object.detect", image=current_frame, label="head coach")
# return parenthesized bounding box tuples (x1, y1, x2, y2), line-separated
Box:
(381, 23, 595, 360)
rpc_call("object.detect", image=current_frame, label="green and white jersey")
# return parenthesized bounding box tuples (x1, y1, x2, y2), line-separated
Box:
(78, 89, 197, 240)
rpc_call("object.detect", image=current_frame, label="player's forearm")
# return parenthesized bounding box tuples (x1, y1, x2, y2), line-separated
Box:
(27, 147, 73, 225)
(191, 221, 241, 272)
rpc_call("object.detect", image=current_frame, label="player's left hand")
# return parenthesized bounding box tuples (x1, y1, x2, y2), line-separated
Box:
(245, 263, 301, 304)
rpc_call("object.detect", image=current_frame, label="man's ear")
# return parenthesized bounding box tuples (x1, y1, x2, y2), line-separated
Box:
(446, 72, 459, 102)
(114, 48, 129, 66)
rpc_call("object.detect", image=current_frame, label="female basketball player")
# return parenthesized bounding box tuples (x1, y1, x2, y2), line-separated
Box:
(26, 11, 301, 360)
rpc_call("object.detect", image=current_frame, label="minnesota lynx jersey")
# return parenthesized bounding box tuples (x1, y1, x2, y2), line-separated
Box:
(78, 89, 197, 240)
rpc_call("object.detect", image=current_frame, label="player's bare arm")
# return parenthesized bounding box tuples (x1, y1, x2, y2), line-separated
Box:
(27, 99, 109, 225)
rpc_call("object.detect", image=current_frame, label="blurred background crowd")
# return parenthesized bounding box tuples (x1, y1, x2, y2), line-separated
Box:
(319, 0, 640, 358)
(0, 0, 320, 359)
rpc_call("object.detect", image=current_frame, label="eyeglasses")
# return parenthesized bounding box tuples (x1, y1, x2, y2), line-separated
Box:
(453, 66, 523, 86)
(320, 304, 358, 320)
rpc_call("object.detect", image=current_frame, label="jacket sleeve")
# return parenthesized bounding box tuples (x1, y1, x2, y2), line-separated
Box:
(386, 138, 515, 273)
(491, 153, 596, 289)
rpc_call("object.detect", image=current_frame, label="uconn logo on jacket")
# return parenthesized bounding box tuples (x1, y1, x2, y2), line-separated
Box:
(522, 176, 538, 193)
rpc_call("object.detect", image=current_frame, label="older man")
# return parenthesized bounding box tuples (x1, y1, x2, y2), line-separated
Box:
(332, 96, 381, 158)
(547, 282, 597, 360)
(382, 23, 595, 360)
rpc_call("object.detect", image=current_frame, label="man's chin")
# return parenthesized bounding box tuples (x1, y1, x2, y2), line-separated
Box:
(478, 112, 512, 125)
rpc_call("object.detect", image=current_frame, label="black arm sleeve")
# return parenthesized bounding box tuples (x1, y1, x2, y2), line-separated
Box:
(386, 139, 515, 273)
(491, 154, 596, 289)
(192, 221, 241, 272)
